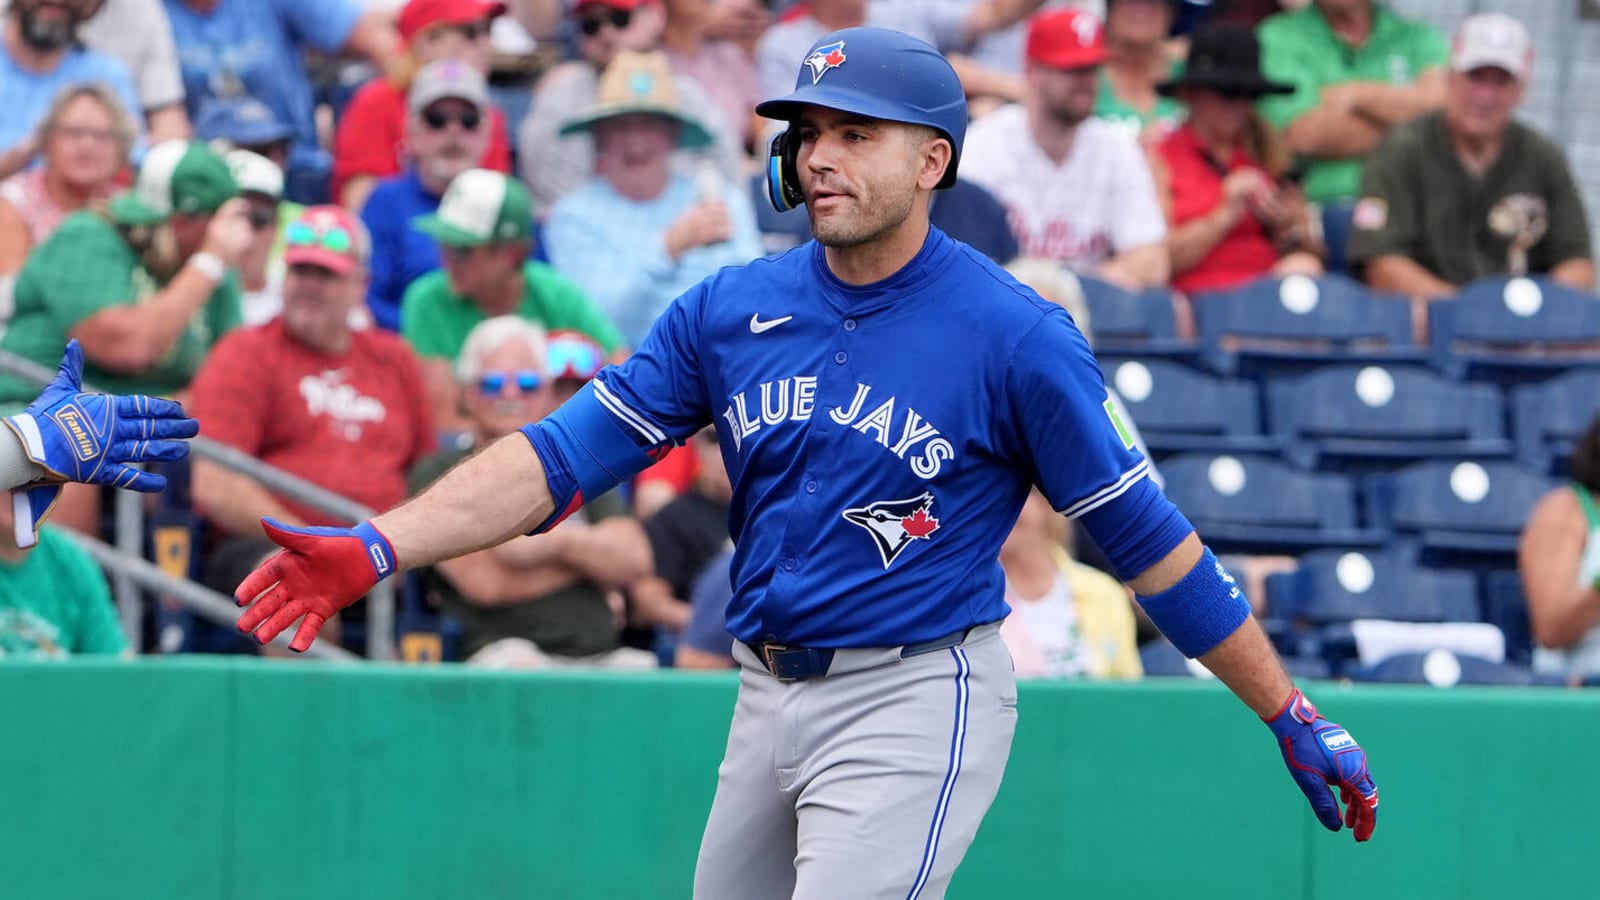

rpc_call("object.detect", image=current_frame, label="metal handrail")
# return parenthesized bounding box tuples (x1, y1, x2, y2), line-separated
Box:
(0, 348, 394, 660)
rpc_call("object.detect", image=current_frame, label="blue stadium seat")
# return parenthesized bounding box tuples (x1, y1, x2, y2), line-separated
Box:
(1265, 549, 1481, 625)
(1077, 275, 1197, 360)
(1365, 459, 1554, 558)
(1159, 453, 1382, 554)
(1429, 276, 1600, 383)
(1104, 358, 1283, 456)
(1267, 364, 1512, 472)
(1345, 650, 1538, 686)
(1190, 273, 1423, 377)
(1511, 367, 1600, 476)
(1138, 638, 1198, 677)
(1482, 569, 1535, 666)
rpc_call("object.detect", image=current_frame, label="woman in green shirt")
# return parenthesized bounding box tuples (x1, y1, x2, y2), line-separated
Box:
(1095, 0, 1186, 144)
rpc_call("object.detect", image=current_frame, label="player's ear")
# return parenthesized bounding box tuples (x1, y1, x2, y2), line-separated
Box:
(915, 133, 953, 192)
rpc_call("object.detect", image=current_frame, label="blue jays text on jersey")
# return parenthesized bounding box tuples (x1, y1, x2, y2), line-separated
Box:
(525, 227, 1189, 649)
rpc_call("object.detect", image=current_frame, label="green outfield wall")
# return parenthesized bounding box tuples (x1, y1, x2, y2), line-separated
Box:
(0, 657, 1587, 899)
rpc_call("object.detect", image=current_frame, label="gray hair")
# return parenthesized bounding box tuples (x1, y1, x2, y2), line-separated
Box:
(36, 81, 136, 164)
(1005, 256, 1092, 346)
(455, 316, 550, 384)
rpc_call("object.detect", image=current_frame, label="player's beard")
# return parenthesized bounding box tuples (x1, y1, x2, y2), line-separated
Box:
(809, 187, 917, 249)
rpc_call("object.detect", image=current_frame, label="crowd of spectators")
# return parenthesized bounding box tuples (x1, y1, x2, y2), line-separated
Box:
(0, 0, 1593, 681)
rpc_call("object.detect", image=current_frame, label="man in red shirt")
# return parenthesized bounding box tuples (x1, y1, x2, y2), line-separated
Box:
(189, 205, 435, 645)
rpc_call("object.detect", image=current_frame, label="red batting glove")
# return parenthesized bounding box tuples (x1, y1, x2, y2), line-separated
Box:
(234, 518, 398, 652)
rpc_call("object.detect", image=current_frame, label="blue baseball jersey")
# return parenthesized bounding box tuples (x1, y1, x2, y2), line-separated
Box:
(553, 227, 1166, 647)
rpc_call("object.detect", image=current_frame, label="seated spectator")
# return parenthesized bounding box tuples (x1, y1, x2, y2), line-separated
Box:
(544, 49, 762, 347)
(1154, 24, 1323, 295)
(401, 168, 624, 433)
(164, 0, 403, 203)
(547, 327, 607, 403)
(0, 82, 135, 307)
(361, 59, 493, 331)
(1256, 0, 1448, 269)
(1000, 489, 1143, 678)
(409, 315, 656, 669)
(333, 0, 513, 213)
(675, 545, 734, 668)
(0, 0, 142, 179)
(631, 425, 731, 660)
(189, 205, 434, 644)
(0, 495, 127, 659)
(1347, 14, 1594, 298)
(660, 0, 761, 152)
(78, 0, 189, 143)
(1520, 414, 1600, 682)
(195, 97, 295, 173)
(516, 0, 743, 213)
(963, 8, 1170, 288)
(222, 149, 289, 325)
(1096, 0, 1185, 144)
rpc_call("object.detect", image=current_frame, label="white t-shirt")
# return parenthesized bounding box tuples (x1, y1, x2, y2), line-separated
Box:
(962, 104, 1167, 270)
(1009, 572, 1089, 679)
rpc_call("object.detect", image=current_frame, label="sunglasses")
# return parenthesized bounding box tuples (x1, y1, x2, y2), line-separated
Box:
(548, 336, 603, 380)
(578, 7, 631, 36)
(436, 19, 492, 41)
(245, 204, 278, 230)
(421, 106, 482, 131)
(477, 369, 543, 395)
(286, 219, 354, 255)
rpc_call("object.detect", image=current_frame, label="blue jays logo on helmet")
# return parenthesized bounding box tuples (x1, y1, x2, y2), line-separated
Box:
(843, 492, 941, 569)
(804, 40, 847, 84)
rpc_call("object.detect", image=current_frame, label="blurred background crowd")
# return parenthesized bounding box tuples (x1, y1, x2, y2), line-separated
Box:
(2, 0, 1599, 690)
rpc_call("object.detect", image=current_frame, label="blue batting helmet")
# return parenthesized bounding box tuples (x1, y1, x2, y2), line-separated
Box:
(755, 27, 967, 211)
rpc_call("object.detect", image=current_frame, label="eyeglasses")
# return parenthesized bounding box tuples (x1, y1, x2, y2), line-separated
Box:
(245, 204, 278, 230)
(286, 219, 354, 255)
(477, 369, 543, 395)
(548, 336, 603, 380)
(421, 106, 482, 131)
(578, 7, 631, 36)
(52, 124, 117, 145)
(436, 19, 492, 41)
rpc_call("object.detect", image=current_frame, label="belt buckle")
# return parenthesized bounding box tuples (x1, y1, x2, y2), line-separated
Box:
(759, 642, 791, 678)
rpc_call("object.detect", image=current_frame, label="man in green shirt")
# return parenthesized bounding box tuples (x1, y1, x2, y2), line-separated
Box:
(0, 498, 126, 659)
(1346, 13, 1594, 298)
(400, 168, 624, 433)
(0, 139, 250, 404)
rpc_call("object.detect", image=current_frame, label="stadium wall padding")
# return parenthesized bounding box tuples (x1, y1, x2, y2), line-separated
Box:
(1, 657, 1588, 899)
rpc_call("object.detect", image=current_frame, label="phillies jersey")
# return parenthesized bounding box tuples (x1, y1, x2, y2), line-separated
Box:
(582, 227, 1156, 647)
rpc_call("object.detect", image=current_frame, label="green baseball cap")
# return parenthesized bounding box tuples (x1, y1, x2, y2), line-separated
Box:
(414, 169, 533, 247)
(109, 140, 237, 226)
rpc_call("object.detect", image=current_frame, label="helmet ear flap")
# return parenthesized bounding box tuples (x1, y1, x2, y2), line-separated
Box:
(765, 128, 804, 212)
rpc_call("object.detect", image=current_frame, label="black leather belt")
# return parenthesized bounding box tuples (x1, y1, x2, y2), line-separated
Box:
(747, 627, 973, 681)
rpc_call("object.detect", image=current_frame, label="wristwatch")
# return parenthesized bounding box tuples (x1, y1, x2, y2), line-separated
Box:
(187, 251, 227, 283)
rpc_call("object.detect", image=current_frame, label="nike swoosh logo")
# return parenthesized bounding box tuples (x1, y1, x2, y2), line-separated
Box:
(749, 314, 794, 334)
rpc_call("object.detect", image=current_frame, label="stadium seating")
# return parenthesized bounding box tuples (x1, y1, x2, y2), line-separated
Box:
(1105, 358, 1282, 456)
(1428, 276, 1600, 383)
(1265, 549, 1481, 625)
(1158, 453, 1381, 554)
(1345, 649, 1541, 686)
(1267, 364, 1513, 471)
(1482, 568, 1536, 666)
(1511, 367, 1600, 476)
(1365, 459, 1555, 559)
(1189, 273, 1423, 378)
(1077, 275, 1196, 360)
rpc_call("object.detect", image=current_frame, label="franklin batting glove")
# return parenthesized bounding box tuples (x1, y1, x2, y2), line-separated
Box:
(3, 340, 199, 546)
(1264, 689, 1379, 842)
(235, 518, 397, 652)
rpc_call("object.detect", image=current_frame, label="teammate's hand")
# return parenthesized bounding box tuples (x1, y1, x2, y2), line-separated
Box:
(1264, 689, 1379, 842)
(235, 518, 397, 652)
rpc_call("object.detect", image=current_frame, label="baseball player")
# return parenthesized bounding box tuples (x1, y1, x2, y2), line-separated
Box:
(1, 339, 198, 546)
(233, 27, 1379, 899)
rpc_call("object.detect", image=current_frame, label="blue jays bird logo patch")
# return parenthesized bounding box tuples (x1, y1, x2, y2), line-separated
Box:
(805, 40, 847, 84)
(843, 491, 940, 568)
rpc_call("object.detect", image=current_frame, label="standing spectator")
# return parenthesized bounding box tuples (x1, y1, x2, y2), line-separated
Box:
(1154, 24, 1322, 295)
(660, 0, 761, 152)
(189, 205, 434, 640)
(1256, 0, 1448, 269)
(360, 59, 492, 331)
(962, 7, 1170, 288)
(163, 0, 403, 202)
(78, 0, 190, 143)
(544, 49, 763, 347)
(401, 168, 624, 433)
(515, 0, 742, 212)
(1346, 14, 1594, 298)
(1521, 414, 1600, 681)
(0, 82, 135, 294)
(631, 424, 731, 659)
(1096, 0, 1184, 144)
(333, 0, 514, 213)
(999, 488, 1143, 679)
(0, 493, 127, 659)
(223, 148, 290, 325)
(0, 0, 143, 178)
(407, 315, 656, 669)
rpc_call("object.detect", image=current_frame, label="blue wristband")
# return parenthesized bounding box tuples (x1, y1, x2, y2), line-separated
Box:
(1136, 546, 1251, 658)
(352, 520, 397, 581)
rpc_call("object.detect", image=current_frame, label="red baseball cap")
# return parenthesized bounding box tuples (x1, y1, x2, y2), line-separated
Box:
(1027, 8, 1109, 70)
(398, 0, 506, 46)
(284, 205, 370, 276)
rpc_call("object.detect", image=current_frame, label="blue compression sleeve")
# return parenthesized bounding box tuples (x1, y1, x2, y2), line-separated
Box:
(518, 380, 667, 533)
(1137, 547, 1252, 658)
(1076, 475, 1192, 582)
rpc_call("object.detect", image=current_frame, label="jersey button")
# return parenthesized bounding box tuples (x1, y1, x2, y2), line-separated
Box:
(843, 318, 857, 332)
(781, 557, 797, 571)
(805, 479, 818, 493)
(834, 351, 847, 364)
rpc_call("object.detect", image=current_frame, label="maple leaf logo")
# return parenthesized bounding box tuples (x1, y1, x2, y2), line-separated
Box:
(901, 508, 940, 539)
(842, 491, 941, 568)
(804, 40, 847, 84)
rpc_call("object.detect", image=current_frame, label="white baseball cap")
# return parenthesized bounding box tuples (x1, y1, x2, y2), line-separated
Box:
(1451, 13, 1533, 80)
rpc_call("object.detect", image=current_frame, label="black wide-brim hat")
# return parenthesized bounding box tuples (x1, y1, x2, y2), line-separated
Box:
(1156, 23, 1295, 98)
